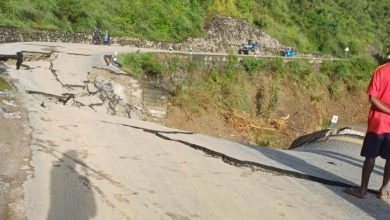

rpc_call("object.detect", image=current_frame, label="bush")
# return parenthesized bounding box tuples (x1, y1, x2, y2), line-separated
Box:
(268, 83, 280, 111)
(173, 80, 215, 115)
(240, 57, 263, 74)
(328, 80, 345, 99)
(319, 57, 378, 96)
(350, 56, 377, 80)
(253, 17, 268, 29)
(320, 61, 351, 81)
(285, 60, 312, 80)
(118, 53, 167, 78)
(224, 54, 242, 80)
(263, 58, 284, 74)
(141, 57, 167, 77)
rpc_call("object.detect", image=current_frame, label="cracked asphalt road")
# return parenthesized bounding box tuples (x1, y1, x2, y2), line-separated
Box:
(0, 42, 389, 219)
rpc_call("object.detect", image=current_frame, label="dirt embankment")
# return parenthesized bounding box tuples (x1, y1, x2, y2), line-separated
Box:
(166, 76, 368, 149)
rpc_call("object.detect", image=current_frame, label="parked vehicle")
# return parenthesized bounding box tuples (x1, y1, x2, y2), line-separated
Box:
(238, 40, 260, 55)
(281, 48, 297, 57)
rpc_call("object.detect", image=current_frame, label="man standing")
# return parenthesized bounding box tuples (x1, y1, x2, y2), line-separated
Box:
(345, 63, 390, 199)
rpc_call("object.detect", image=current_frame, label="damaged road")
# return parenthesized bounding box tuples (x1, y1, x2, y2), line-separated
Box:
(0, 42, 389, 220)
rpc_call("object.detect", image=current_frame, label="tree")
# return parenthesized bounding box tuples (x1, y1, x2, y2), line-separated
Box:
(226, 0, 239, 17)
(209, 0, 239, 17)
(55, 0, 87, 24)
(0, 0, 9, 14)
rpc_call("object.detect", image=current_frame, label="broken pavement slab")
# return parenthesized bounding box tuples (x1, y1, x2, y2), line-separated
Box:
(7, 61, 71, 97)
(52, 52, 97, 87)
(74, 95, 103, 107)
(158, 132, 385, 188)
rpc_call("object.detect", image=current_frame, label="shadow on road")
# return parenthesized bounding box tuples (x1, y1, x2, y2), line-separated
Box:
(304, 149, 384, 176)
(253, 146, 390, 219)
(47, 150, 96, 220)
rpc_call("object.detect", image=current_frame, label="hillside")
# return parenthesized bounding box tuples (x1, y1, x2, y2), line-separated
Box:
(118, 52, 377, 148)
(0, 0, 389, 57)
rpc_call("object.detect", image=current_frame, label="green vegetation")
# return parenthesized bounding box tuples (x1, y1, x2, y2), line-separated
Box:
(209, 0, 240, 17)
(120, 53, 377, 109)
(0, 0, 205, 41)
(0, 77, 11, 91)
(1, 0, 389, 56)
(320, 56, 377, 97)
(118, 53, 168, 78)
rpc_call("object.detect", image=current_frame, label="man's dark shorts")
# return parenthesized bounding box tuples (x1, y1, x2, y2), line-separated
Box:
(361, 132, 390, 159)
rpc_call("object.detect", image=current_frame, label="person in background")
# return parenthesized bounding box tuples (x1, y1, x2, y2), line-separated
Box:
(104, 30, 110, 46)
(92, 28, 102, 45)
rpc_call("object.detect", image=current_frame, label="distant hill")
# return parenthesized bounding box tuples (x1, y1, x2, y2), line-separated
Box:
(0, 0, 389, 57)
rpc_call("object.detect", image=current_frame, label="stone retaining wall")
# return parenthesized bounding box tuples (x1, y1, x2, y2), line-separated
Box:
(0, 25, 90, 44)
(0, 16, 285, 55)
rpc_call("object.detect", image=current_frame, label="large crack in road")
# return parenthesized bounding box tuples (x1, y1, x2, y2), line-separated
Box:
(100, 120, 379, 194)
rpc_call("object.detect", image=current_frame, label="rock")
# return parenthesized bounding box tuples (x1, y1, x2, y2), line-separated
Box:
(101, 84, 112, 93)
(0, 182, 10, 192)
(94, 76, 105, 83)
(2, 99, 17, 107)
(0, 107, 21, 119)
(0, 107, 8, 114)
(0, 91, 13, 98)
(2, 111, 22, 119)
(87, 83, 98, 94)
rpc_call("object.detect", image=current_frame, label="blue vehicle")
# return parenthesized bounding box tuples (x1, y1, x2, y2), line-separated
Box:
(238, 40, 260, 55)
(281, 48, 297, 57)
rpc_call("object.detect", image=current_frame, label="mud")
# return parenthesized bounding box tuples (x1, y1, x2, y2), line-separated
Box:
(0, 76, 31, 220)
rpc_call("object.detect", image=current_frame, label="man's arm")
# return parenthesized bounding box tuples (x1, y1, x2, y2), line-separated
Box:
(370, 95, 390, 115)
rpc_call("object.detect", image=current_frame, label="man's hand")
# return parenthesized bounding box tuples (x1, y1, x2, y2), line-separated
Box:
(370, 95, 390, 115)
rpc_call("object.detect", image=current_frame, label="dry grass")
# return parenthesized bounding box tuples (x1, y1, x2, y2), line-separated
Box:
(220, 109, 289, 135)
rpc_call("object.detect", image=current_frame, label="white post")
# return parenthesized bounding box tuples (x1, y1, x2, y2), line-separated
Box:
(344, 47, 349, 58)
(329, 115, 339, 128)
